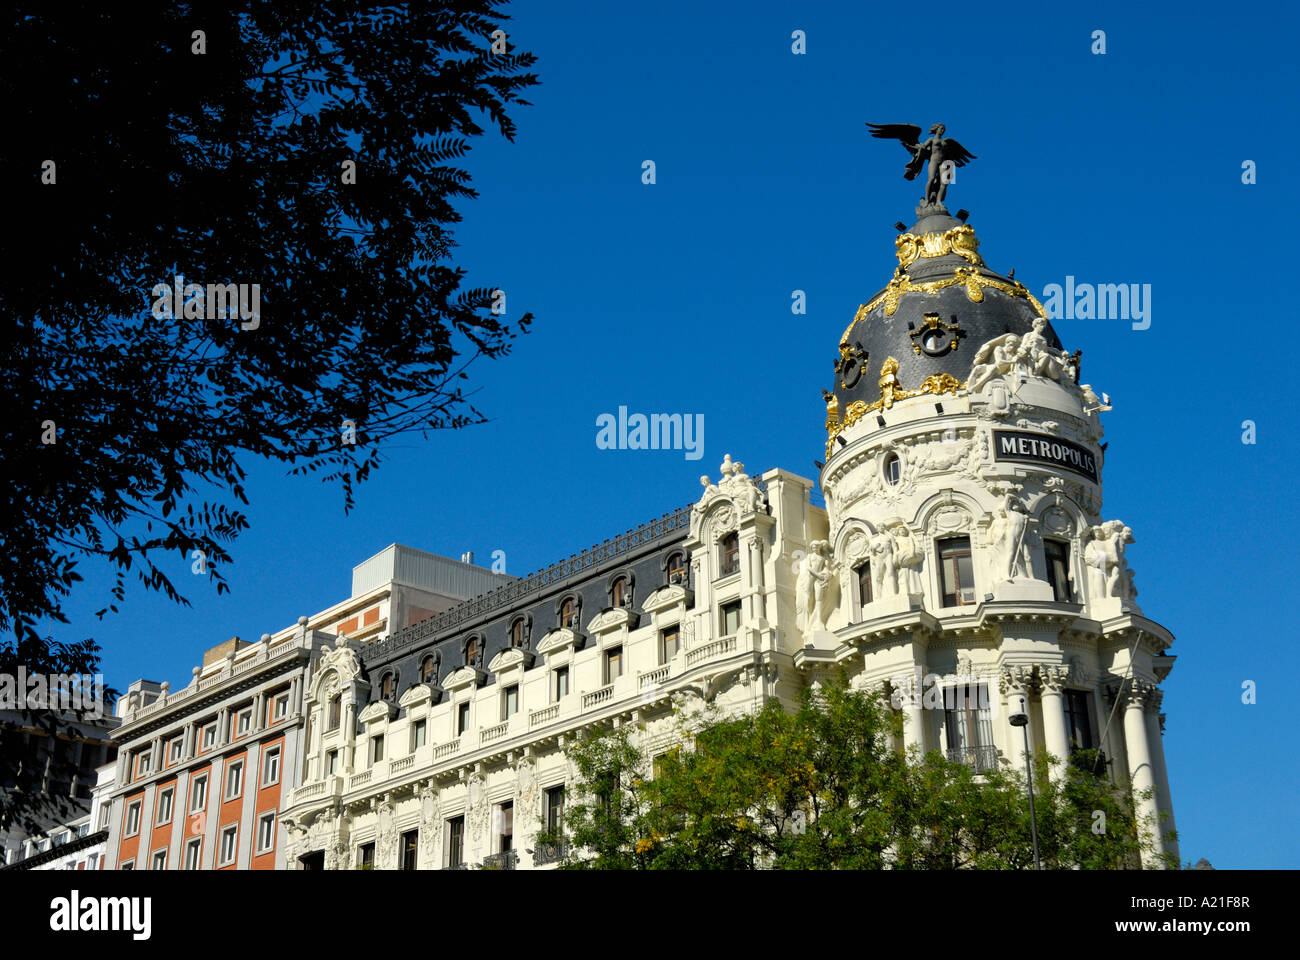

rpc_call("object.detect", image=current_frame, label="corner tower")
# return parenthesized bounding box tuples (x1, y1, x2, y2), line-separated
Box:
(810, 137, 1178, 866)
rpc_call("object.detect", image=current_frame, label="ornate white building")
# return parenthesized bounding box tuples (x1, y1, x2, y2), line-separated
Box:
(276, 203, 1178, 869)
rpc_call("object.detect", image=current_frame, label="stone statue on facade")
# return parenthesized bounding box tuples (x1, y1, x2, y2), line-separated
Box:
(890, 521, 924, 596)
(968, 333, 1020, 394)
(1017, 318, 1064, 380)
(869, 527, 899, 599)
(865, 122, 977, 209)
(796, 540, 833, 633)
(1084, 520, 1135, 599)
(990, 494, 1032, 579)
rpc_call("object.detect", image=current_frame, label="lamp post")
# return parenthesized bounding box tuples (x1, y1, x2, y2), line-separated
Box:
(1009, 695, 1042, 870)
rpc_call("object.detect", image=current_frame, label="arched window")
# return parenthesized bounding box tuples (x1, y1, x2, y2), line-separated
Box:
(720, 532, 740, 577)
(510, 618, 526, 648)
(611, 576, 630, 608)
(465, 636, 483, 666)
(560, 598, 578, 630)
(381, 673, 395, 701)
(883, 453, 901, 486)
(666, 552, 686, 585)
(420, 656, 436, 685)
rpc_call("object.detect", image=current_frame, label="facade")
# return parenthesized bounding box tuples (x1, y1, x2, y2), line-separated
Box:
(0, 762, 115, 871)
(100, 545, 510, 870)
(275, 200, 1179, 869)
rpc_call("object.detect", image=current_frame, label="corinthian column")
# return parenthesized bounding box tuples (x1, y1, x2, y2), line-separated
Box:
(1122, 680, 1165, 866)
(999, 666, 1034, 773)
(1144, 690, 1179, 864)
(1038, 666, 1071, 781)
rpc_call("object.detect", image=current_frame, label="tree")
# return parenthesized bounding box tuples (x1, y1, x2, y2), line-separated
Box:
(545, 674, 1174, 869)
(0, 1, 536, 832)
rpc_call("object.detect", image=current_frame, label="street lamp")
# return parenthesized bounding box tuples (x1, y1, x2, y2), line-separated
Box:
(1008, 695, 1042, 871)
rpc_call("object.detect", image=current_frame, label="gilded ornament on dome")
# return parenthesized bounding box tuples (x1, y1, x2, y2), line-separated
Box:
(894, 225, 985, 270)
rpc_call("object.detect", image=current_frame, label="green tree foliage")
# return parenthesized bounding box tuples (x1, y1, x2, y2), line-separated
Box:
(543, 674, 1175, 869)
(0, 1, 536, 832)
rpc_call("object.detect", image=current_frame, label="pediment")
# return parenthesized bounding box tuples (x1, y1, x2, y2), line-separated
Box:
(487, 647, 534, 674)
(536, 628, 585, 657)
(588, 606, 640, 635)
(398, 683, 439, 709)
(443, 666, 486, 692)
(358, 700, 396, 724)
(642, 584, 693, 614)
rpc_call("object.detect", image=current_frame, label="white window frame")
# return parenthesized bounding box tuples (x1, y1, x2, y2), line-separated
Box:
(218, 824, 238, 867)
(502, 684, 519, 720)
(155, 786, 174, 825)
(120, 858, 135, 870)
(256, 811, 277, 854)
(150, 847, 167, 871)
(411, 719, 427, 751)
(554, 666, 569, 702)
(272, 693, 289, 721)
(326, 749, 339, 776)
(190, 773, 209, 813)
(124, 799, 142, 837)
(137, 751, 152, 777)
(184, 836, 203, 870)
(200, 722, 217, 751)
(168, 738, 183, 764)
(370, 735, 384, 766)
(235, 708, 252, 736)
(262, 745, 282, 786)
(225, 759, 244, 800)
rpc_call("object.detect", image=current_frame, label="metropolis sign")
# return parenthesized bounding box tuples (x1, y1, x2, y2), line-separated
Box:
(992, 430, 1098, 483)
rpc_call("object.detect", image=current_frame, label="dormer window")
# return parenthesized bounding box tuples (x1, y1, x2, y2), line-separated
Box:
(720, 533, 740, 577)
(666, 553, 686, 586)
(611, 576, 630, 608)
(510, 618, 527, 648)
(381, 673, 395, 701)
(420, 655, 436, 685)
(560, 598, 579, 630)
(466, 636, 483, 667)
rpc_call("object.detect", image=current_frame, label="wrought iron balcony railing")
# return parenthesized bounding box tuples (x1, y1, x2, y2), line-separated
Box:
(946, 744, 1000, 774)
(482, 850, 518, 871)
(532, 841, 568, 866)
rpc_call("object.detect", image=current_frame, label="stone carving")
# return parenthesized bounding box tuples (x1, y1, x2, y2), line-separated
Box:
(990, 494, 1033, 580)
(1080, 384, 1112, 413)
(1084, 520, 1136, 600)
(467, 772, 489, 855)
(694, 454, 766, 531)
(375, 798, 398, 870)
(868, 527, 898, 600)
(1016, 318, 1065, 380)
(419, 785, 441, 870)
(795, 540, 834, 634)
(890, 520, 924, 597)
(968, 333, 1021, 394)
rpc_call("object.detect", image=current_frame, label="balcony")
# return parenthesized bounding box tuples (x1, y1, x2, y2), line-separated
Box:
(946, 745, 1000, 774)
(532, 841, 568, 866)
(582, 684, 614, 709)
(482, 850, 518, 871)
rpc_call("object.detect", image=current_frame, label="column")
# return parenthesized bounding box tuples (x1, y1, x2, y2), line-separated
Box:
(252, 692, 265, 732)
(1144, 690, 1179, 865)
(901, 665, 926, 756)
(1000, 667, 1034, 775)
(1038, 666, 1071, 781)
(1122, 681, 1165, 866)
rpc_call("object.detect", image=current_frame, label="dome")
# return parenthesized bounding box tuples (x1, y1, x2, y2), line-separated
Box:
(825, 208, 1064, 452)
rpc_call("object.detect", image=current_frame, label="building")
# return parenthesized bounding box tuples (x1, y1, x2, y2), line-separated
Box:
(100, 545, 510, 869)
(275, 199, 1177, 869)
(0, 761, 115, 871)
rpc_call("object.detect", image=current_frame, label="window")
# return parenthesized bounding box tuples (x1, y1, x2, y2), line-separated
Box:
(446, 817, 465, 868)
(262, 745, 282, 786)
(1045, 539, 1072, 602)
(857, 562, 873, 607)
(545, 785, 565, 833)
(155, 787, 174, 825)
(225, 759, 244, 800)
(272, 693, 290, 721)
(420, 656, 436, 684)
(78, 822, 89, 838)
(200, 722, 217, 751)
(1064, 690, 1095, 751)
(560, 597, 578, 629)
(189, 774, 208, 813)
(611, 576, 630, 608)
(219, 825, 237, 866)
(358, 842, 375, 869)
(719, 533, 740, 577)
(465, 636, 483, 666)
(185, 837, 203, 870)
(721, 600, 742, 637)
(137, 750, 152, 777)
(381, 673, 395, 701)
(510, 618, 526, 648)
(503, 685, 519, 719)
(496, 801, 514, 852)
(400, 829, 418, 870)
(661, 625, 680, 662)
(667, 553, 686, 586)
(411, 719, 427, 751)
(938, 536, 975, 607)
(327, 694, 341, 731)
(151, 848, 167, 871)
(604, 646, 623, 684)
(235, 708, 252, 736)
(327, 750, 339, 775)
(168, 738, 183, 764)
(884, 453, 902, 485)
(554, 666, 570, 701)
(257, 811, 276, 853)
(370, 736, 384, 765)
(124, 800, 141, 837)
(100, 805, 111, 830)
(120, 859, 134, 871)
(944, 684, 995, 772)
(457, 702, 471, 735)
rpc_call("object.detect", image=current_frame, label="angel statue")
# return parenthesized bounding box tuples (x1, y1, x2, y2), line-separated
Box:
(967, 333, 1020, 394)
(866, 122, 977, 208)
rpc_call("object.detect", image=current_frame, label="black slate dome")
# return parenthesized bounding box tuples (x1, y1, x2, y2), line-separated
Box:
(827, 208, 1063, 439)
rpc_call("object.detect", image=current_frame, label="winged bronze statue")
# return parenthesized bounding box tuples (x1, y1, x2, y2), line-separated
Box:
(865, 122, 977, 208)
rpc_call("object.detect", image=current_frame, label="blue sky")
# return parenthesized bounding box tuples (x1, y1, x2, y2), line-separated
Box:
(56, 1, 1298, 867)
